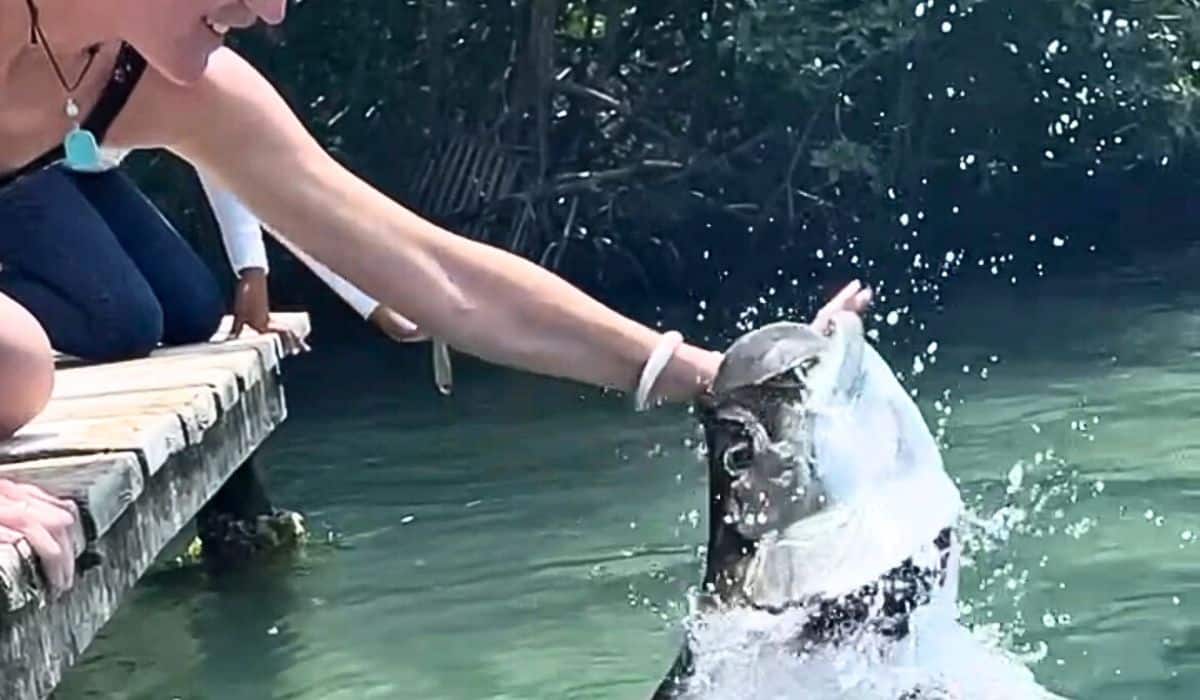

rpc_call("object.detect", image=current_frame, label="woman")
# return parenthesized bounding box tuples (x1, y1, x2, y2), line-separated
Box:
(0, 0, 871, 593)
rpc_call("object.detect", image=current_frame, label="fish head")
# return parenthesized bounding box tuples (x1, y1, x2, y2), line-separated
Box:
(698, 313, 865, 542)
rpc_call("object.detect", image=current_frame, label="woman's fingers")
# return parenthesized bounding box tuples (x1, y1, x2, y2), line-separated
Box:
(0, 479, 80, 595)
(5, 480, 79, 519)
(851, 286, 873, 311)
(812, 280, 870, 333)
(0, 502, 70, 594)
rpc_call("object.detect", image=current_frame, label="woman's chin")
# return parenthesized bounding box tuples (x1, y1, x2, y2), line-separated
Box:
(151, 33, 222, 85)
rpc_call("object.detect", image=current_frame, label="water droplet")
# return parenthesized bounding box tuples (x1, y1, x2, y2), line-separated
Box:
(1008, 463, 1025, 492)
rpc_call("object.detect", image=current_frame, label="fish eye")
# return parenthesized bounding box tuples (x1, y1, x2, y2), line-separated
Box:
(766, 357, 819, 388)
(722, 439, 755, 475)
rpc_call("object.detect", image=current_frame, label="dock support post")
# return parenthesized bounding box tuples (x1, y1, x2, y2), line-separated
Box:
(195, 452, 308, 570)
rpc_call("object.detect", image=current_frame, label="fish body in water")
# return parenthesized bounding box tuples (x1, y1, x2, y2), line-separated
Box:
(653, 314, 1064, 699)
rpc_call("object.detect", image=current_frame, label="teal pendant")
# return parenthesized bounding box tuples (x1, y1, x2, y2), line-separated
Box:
(63, 126, 103, 172)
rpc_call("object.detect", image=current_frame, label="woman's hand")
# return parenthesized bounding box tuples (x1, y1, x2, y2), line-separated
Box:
(230, 267, 271, 337)
(654, 281, 872, 403)
(368, 306, 430, 344)
(811, 280, 873, 335)
(0, 479, 80, 597)
(228, 268, 311, 354)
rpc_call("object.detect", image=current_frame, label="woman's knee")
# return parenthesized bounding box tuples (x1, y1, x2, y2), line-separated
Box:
(92, 295, 164, 362)
(99, 299, 164, 361)
(162, 273, 224, 345)
(0, 295, 54, 439)
(70, 170, 225, 347)
(2, 277, 165, 363)
(81, 290, 164, 362)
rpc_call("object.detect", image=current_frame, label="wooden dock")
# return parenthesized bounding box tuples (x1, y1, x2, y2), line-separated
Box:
(0, 312, 311, 699)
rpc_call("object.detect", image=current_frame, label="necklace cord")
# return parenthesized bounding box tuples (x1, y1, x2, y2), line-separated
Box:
(23, 0, 100, 94)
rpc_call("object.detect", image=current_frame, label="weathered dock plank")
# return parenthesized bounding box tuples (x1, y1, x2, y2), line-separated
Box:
(0, 453, 143, 615)
(0, 413, 189, 478)
(33, 386, 220, 443)
(0, 313, 310, 699)
(0, 453, 144, 542)
(49, 355, 247, 411)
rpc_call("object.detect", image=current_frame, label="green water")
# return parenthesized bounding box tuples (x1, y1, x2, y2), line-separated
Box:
(54, 245, 1200, 700)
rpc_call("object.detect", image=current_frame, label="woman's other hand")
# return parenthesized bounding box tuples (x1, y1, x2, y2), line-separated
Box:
(0, 479, 80, 597)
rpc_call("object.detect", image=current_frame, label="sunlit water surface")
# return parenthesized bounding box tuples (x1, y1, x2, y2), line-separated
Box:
(54, 245, 1200, 700)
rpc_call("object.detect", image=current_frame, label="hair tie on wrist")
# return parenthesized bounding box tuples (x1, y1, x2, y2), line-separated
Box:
(635, 331, 684, 412)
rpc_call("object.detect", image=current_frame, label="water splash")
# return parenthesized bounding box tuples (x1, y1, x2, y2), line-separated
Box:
(674, 602, 1063, 699)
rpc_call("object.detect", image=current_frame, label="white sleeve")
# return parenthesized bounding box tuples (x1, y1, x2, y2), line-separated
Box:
(195, 169, 270, 274)
(97, 146, 130, 170)
(266, 228, 381, 320)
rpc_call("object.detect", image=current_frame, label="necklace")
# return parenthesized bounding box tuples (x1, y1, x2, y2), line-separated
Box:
(24, 0, 104, 171)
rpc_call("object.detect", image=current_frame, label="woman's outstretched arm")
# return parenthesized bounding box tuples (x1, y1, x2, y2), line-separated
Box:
(153, 48, 722, 403)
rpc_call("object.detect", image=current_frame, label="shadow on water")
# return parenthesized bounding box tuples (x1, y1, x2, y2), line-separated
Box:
(55, 567, 294, 700)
